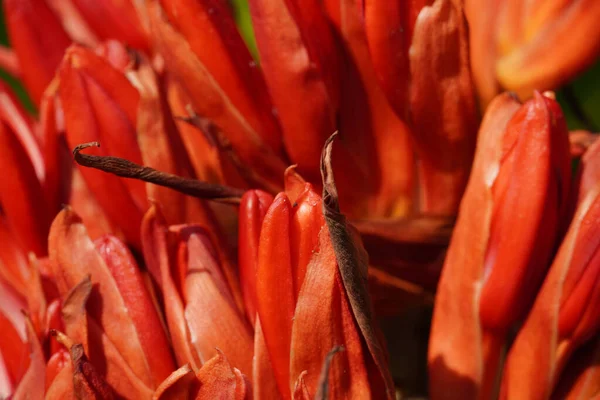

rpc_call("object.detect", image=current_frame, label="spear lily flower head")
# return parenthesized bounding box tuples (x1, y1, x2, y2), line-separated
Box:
(0, 0, 599, 399)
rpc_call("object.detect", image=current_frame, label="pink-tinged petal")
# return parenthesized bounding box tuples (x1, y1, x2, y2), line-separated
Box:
(48, 208, 171, 391)
(148, 2, 286, 192)
(70, 0, 148, 50)
(176, 226, 253, 375)
(0, 120, 50, 256)
(12, 317, 45, 400)
(256, 193, 295, 397)
(194, 350, 249, 400)
(158, 0, 282, 154)
(95, 235, 176, 384)
(141, 206, 199, 370)
(249, 0, 336, 181)
(4, 0, 71, 104)
(238, 190, 273, 325)
(408, 0, 479, 215)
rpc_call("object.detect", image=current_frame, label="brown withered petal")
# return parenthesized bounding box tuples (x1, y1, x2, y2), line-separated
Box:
(73, 142, 245, 204)
(52, 330, 115, 400)
(320, 133, 395, 399)
(61, 275, 92, 352)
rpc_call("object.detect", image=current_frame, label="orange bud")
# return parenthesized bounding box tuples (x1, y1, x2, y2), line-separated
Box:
(501, 147, 600, 399)
(4, 0, 71, 104)
(429, 92, 571, 399)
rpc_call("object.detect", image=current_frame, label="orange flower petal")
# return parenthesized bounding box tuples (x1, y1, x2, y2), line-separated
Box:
(256, 193, 295, 397)
(249, 0, 336, 181)
(408, 0, 479, 215)
(177, 226, 253, 374)
(238, 190, 273, 325)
